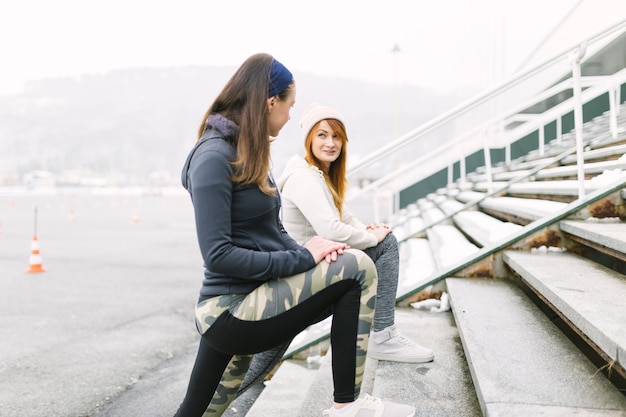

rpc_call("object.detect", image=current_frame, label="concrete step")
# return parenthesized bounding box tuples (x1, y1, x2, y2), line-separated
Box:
(426, 224, 480, 269)
(561, 143, 626, 165)
(393, 216, 426, 241)
(247, 307, 482, 417)
(535, 159, 626, 180)
(473, 176, 625, 201)
(456, 190, 567, 224)
(561, 219, 626, 261)
(292, 348, 377, 417)
(469, 144, 626, 184)
(437, 198, 522, 247)
(243, 359, 319, 417)
(503, 250, 626, 370)
(508, 142, 626, 172)
(447, 277, 626, 416)
(398, 238, 437, 297)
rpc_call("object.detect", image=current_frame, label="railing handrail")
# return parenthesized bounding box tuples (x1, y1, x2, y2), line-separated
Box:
(395, 175, 626, 301)
(395, 142, 589, 244)
(347, 69, 626, 202)
(346, 19, 626, 178)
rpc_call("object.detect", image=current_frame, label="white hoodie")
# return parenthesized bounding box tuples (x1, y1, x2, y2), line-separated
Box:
(276, 155, 378, 249)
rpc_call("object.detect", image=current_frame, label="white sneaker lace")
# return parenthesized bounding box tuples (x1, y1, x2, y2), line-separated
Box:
(375, 326, 419, 347)
(360, 394, 383, 406)
(389, 333, 419, 347)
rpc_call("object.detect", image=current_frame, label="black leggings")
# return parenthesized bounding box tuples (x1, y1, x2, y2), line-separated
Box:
(174, 248, 377, 417)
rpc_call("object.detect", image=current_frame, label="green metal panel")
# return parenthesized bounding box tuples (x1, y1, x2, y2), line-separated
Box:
(490, 148, 506, 166)
(584, 93, 610, 121)
(511, 131, 539, 160)
(398, 167, 446, 207)
(544, 120, 557, 142)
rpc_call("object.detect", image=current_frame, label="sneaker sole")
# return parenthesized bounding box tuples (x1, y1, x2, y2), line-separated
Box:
(367, 351, 434, 363)
(325, 408, 416, 417)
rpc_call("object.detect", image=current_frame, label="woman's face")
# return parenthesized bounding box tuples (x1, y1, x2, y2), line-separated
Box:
(267, 85, 296, 138)
(311, 120, 342, 172)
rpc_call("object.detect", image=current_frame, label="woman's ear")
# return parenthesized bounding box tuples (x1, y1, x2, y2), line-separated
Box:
(267, 97, 276, 112)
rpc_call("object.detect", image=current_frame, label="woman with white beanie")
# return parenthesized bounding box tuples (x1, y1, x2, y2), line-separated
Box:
(277, 103, 434, 364)
(232, 102, 430, 416)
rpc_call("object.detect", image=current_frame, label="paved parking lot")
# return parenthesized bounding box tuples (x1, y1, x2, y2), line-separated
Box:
(0, 192, 205, 417)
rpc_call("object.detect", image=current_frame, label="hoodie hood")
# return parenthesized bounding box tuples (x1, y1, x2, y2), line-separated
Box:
(181, 114, 238, 190)
(276, 155, 323, 192)
(205, 114, 239, 141)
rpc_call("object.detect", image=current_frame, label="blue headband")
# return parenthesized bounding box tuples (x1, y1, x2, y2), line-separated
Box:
(268, 59, 293, 98)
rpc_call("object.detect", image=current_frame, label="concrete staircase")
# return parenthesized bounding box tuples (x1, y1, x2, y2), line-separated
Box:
(242, 308, 482, 417)
(227, 106, 626, 416)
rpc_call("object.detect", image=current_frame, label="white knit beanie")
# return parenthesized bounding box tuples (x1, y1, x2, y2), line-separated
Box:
(299, 103, 345, 142)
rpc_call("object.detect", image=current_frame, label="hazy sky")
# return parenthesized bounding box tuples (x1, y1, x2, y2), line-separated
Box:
(0, 0, 581, 96)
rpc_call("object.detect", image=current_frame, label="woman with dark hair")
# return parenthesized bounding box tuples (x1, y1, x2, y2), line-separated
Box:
(174, 55, 414, 417)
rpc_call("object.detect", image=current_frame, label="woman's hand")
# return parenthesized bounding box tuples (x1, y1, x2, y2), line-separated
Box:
(366, 224, 392, 243)
(304, 236, 350, 264)
(366, 223, 391, 231)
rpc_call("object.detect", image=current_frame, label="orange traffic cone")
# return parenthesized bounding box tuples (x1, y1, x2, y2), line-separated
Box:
(131, 209, 140, 224)
(26, 235, 45, 273)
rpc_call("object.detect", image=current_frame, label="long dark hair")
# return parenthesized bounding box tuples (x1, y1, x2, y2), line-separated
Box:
(197, 53, 293, 195)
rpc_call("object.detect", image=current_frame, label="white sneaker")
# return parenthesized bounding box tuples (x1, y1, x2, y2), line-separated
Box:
(368, 325, 434, 363)
(323, 394, 415, 417)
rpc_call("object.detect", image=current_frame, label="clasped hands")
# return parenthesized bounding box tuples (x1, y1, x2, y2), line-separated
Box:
(304, 236, 349, 264)
(366, 223, 392, 243)
(304, 224, 392, 264)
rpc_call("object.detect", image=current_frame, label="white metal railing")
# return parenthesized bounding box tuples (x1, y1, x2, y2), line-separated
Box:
(346, 19, 626, 223)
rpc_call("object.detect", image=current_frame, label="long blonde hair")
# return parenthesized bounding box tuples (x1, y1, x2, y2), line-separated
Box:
(304, 119, 349, 218)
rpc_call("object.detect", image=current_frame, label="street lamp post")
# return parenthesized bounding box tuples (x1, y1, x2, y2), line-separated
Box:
(392, 43, 401, 139)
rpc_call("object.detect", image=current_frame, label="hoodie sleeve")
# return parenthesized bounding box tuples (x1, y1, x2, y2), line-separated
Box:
(282, 167, 378, 250)
(280, 221, 303, 251)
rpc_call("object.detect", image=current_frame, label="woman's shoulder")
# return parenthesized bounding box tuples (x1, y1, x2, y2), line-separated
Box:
(196, 136, 235, 158)
(186, 138, 235, 172)
(181, 136, 236, 188)
(277, 155, 322, 189)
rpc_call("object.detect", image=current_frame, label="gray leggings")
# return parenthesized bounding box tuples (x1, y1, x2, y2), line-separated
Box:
(363, 233, 399, 332)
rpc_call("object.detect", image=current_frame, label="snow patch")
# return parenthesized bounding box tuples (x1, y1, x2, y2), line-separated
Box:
(410, 292, 450, 312)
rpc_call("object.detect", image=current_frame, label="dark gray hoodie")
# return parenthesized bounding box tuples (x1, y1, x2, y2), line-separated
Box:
(181, 114, 315, 300)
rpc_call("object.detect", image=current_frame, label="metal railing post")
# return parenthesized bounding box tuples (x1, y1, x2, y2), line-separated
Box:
(570, 43, 587, 199)
(460, 157, 467, 184)
(609, 85, 618, 139)
(483, 143, 493, 193)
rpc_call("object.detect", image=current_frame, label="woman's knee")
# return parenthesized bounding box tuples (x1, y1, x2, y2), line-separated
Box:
(382, 233, 398, 250)
(343, 248, 377, 288)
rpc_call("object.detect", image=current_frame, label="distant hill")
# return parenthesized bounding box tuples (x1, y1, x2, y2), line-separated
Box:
(0, 66, 453, 186)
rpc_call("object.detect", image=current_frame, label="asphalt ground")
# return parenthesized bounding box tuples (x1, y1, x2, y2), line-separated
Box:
(0, 190, 482, 417)
(0, 191, 219, 417)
